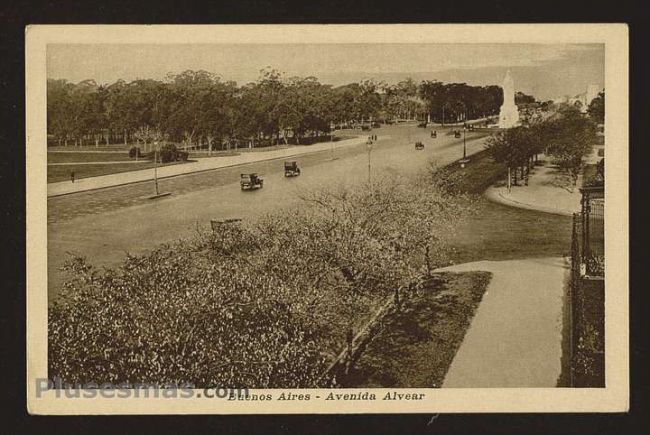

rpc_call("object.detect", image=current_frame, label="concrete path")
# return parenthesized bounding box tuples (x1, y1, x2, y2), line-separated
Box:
(47, 136, 374, 197)
(485, 160, 581, 216)
(440, 257, 568, 387)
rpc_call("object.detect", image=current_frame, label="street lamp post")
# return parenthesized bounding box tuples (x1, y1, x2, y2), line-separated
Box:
(153, 141, 159, 196)
(459, 103, 471, 168)
(367, 141, 373, 183)
(147, 138, 171, 200)
(331, 123, 335, 160)
(463, 126, 467, 159)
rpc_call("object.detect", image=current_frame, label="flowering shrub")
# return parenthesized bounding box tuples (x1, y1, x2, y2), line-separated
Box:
(49, 174, 469, 387)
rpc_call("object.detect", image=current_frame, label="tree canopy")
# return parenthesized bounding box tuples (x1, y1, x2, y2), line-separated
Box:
(48, 71, 516, 148)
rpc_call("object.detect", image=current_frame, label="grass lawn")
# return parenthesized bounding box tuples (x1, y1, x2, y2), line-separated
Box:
(341, 271, 491, 387)
(48, 152, 133, 164)
(47, 160, 192, 183)
(48, 144, 131, 152)
(441, 149, 573, 263)
(437, 148, 508, 194)
(450, 199, 573, 264)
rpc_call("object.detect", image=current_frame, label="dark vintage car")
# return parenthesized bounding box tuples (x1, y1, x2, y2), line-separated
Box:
(360, 124, 372, 131)
(240, 173, 264, 190)
(415, 141, 425, 150)
(430, 130, 437, 138)
(454, 130, 462, 138)
(284, 161, 301, 177)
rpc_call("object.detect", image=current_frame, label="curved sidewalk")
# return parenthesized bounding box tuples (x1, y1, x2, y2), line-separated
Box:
(47, 136, 375, 197)
(440, 257, 568, 387)
(484, 164, 581, 216)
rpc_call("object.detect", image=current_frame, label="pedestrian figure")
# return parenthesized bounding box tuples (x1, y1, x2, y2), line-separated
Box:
(70, 170, 75, 183)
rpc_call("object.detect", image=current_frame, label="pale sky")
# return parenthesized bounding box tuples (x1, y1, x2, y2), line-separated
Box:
(47, 43, 604, 101)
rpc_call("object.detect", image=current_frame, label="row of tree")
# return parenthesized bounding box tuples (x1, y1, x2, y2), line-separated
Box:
(486, 104, 597, 187)
(418, 81, 503, 124)
(47, 70, 506, 150)
(49, 173, 471, 388)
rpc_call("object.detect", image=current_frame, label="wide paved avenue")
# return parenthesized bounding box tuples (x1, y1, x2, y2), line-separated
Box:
(48, 124, 492, 302)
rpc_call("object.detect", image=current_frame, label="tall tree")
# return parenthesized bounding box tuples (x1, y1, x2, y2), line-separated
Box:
(587, 91, 605, 124)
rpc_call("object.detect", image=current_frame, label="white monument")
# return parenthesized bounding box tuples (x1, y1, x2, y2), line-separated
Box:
(498, 70, 519, 128)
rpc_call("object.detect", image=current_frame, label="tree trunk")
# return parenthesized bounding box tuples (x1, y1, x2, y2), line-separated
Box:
(524, 164, 529, 186)
(507, 167, 512, 192)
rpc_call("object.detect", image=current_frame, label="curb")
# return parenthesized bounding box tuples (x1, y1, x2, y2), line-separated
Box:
(484, 186, 577, 217)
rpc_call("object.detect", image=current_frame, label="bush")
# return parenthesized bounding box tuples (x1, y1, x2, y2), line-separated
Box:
(49, 174, 469, 388)
(145, 144, 190, 163)
(128, 146, 142, 158)
(158, 144, 178, 163)
(50, 251, 328, 388)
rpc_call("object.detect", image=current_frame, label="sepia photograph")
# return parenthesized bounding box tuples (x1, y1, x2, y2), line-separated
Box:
(25, 24, 629, 414)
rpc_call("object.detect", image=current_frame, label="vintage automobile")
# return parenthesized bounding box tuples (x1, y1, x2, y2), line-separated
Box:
(284, 161, 301, 177)
(430, 130, 437, 138)
(415, 141, 425, 150)
(454, 130, 462, 138)
(240, 173, 264, 190)
(360, 124, 372, 131)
